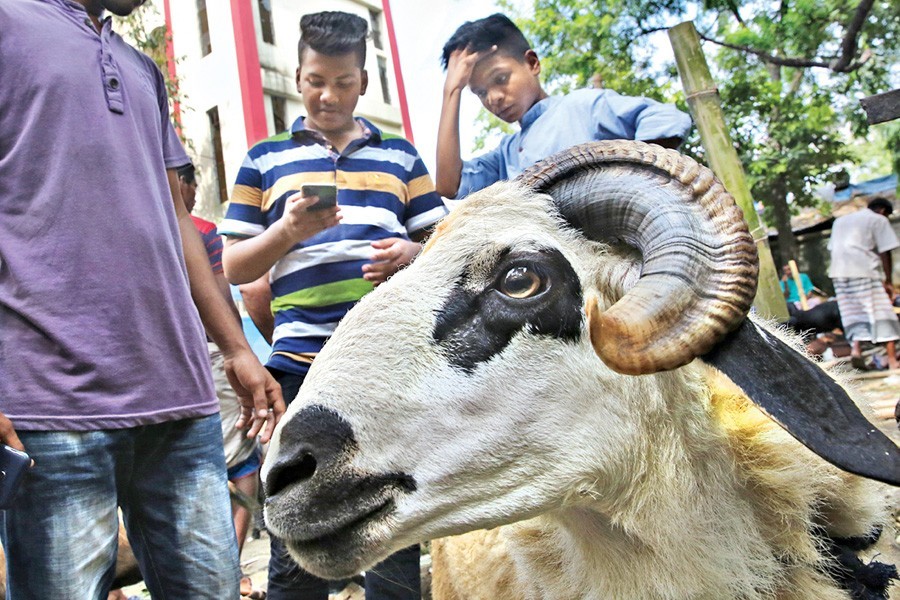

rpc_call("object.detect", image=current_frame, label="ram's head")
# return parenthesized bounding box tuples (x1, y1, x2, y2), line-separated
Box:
(261, 141, 899, 579)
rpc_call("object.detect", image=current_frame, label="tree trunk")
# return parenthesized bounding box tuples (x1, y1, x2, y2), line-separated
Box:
(768, 180, 798, 269)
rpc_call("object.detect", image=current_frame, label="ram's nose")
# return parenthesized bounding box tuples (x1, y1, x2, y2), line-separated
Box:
(265, 405, 355, 498)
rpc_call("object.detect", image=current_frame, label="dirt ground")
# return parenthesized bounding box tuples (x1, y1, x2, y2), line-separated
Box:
(122, 354, 900, 600)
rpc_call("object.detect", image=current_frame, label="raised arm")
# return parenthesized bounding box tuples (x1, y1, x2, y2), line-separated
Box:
(436, 47, 495, 199)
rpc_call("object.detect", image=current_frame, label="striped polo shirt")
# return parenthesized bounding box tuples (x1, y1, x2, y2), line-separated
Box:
(219, 116, 447, 375)
(191, 215, 224, 275)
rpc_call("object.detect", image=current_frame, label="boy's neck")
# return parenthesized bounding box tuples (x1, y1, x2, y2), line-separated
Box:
(305, 117, 365, 154)
(521, 89, 550, 124)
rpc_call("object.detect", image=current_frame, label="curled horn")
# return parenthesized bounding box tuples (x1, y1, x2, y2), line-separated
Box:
(517, 140, 759, 375)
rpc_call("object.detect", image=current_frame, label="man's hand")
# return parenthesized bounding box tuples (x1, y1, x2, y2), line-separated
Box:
(362, 238, 422, 286)
(223, 348, 285, 444)
(444, 45, 497, 95)
(280, 190, 342, 243)
(885, 281, 896, 300)
(0, 411, 25, 453)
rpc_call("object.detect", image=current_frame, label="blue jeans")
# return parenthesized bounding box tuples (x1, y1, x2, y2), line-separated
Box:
(266, 368, 421, 600)
(0, 414, 240, 599)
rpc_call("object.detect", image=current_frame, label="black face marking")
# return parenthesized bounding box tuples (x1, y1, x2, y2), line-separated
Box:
(433, 248, 583, 373)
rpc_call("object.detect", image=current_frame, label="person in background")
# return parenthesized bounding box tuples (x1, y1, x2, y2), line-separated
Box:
(780, 264, 816, 308)
(177, 163, 264, 599)
(435, 13, 692, 200)
(0, 1, 284, 598)
(219, 10, 447, 600)
(828, 196, 900, 370)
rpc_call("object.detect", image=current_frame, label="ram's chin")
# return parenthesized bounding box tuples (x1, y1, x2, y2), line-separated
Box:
(285, 535, 390, 580)
(275, 508, 409, 580)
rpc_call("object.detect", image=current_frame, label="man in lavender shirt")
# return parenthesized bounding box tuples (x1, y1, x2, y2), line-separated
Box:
(0, 1, 285, 597)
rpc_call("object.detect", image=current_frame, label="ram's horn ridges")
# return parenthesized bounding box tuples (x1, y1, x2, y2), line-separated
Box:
(517, 140, 758, 375)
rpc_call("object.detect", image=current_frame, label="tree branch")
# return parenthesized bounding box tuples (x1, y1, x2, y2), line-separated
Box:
(722, 0, 745, 26)
(698, 35, 870, 73)
(831, 0, 874, 72)
(698, 0, 875, 74)
(636, 25, 673, 37)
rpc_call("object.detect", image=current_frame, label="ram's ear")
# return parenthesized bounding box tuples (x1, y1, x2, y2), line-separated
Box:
(701, 319, 900, 486)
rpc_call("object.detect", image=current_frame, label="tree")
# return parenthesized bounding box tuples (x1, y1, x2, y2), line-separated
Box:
(496, 0, 899, 267)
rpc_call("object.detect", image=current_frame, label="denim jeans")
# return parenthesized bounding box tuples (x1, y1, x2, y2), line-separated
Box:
(266, 368, 421, 600)
(0, 414, 240, 599)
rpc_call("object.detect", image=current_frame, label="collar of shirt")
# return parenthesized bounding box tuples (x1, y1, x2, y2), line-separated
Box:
(290, 115, 383, 145)
(519, 96, 560, 131)
(41, 0, 123, 113)
(47, 0, 110, 24)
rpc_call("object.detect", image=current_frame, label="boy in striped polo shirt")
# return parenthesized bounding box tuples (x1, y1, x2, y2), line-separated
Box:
(219, 10, 447, 600)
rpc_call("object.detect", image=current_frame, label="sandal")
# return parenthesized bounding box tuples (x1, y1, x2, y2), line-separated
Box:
(850, 354, 866, 370)
(240, 575, 267, 599)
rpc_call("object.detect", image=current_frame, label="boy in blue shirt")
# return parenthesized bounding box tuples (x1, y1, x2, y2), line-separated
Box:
(436, 13, 692, 199)
(220, 10, 446, 600)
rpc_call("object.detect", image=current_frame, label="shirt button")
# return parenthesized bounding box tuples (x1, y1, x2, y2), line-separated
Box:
(109, 78, 120, 90)
(84, 17, 92, 27)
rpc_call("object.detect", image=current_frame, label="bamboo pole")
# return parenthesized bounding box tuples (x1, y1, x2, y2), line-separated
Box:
(669, 21, 789, 320)
(788, 259, 809, 310)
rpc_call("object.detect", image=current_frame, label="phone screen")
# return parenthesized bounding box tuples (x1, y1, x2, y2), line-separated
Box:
(301, 184, 338, 211)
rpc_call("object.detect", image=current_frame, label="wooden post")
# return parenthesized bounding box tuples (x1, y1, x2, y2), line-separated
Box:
(669, 21, 789, 320)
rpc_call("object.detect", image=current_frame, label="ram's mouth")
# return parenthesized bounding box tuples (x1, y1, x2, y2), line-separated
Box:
(271, 497, 398, 579)
(287, 497, 394, 550)
(264, 469, 416, 579)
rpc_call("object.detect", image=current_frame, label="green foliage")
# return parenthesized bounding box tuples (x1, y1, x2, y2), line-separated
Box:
(491, 0, 899, 261)
(472, 109, 516, 152)
(501, 0, 685, 99)
(114, 5, 189, 144)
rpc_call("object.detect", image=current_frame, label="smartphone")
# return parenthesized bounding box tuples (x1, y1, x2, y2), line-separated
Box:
(301, 183, 338, 211)
(0, 445, 29, 509)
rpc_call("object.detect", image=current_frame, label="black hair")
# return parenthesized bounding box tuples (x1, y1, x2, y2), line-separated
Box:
(298, 11, 368, 68)
(441, 13, 531, 70)
(868, 196, 894, 216)
(176, 162, 195, 185)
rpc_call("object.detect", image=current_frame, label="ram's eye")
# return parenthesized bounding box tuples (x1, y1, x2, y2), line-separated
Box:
(499, 266, 543, 299)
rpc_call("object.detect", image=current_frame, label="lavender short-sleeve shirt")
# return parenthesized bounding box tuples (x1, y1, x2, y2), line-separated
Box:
(0, 0, 217, 430)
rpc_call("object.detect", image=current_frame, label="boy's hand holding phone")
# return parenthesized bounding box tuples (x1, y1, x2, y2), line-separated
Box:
(280, 184, 341, 243)
(362, 238, 422, 286)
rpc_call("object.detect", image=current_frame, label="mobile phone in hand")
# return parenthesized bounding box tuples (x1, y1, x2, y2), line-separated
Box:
(0, 445, 29, 509)
(301, 183, 338, 211)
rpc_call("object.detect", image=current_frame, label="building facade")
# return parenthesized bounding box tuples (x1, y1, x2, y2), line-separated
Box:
(157, 0, 410, 220)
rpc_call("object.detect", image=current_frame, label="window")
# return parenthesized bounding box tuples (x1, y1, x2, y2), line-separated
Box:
(258, 0, 274, 44)
(271, 95, 287, 134)
(369, 9, 384, 50)
(197, 0, 211, 55)
(378, 56, 391, 104)
(207, 107, 228, 204)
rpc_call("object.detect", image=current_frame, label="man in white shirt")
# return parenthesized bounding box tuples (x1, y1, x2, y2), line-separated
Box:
(828, 196, 900, 369)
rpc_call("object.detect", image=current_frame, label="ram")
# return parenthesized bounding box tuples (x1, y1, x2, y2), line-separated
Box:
(262, 141, 900, 599)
